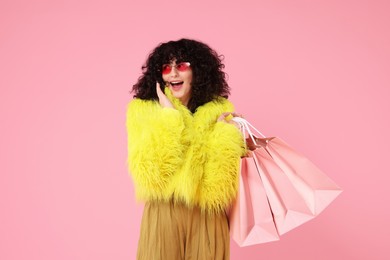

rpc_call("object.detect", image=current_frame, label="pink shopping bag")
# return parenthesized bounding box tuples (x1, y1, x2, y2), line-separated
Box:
(229, 117, 343, 246)
(257, 136, 343, 215)
(251, 146, 315, 235)
(228, 155, 280, 247)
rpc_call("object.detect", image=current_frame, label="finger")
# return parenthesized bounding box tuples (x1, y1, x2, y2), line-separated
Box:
(217, 113, 229, 122)
(231, 112, 244, 118)
(221, 112, 232, 117)
(218, 112, 235, 122)
(156, 82, 162, 98)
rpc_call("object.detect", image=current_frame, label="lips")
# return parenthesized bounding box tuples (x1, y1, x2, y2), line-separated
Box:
(169, 81, 184, 91)
(170, 81, 184, 86)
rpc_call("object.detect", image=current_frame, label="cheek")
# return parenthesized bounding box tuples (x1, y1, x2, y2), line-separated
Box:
(162, 74, 169, 82)
(185, 72, 193, 85)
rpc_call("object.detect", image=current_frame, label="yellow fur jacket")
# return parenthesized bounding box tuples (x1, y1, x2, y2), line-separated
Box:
(126, 88, 246, 214)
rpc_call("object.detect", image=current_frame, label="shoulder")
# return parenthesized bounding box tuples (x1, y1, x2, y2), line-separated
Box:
(192, 97, 236, 123)
(126, 98, 161, 115)
(216, 97, 235, 111)
(126, 98, 182, 126)
(127, 98, 158, 109)
(199, 96, 235, 112)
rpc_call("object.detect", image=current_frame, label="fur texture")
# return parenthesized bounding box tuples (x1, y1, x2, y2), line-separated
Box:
(126, 87, 246, 214)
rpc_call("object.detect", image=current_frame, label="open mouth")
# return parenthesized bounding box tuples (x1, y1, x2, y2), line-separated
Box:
(170, 81, 184, 86)
(169, 81, 184, 90)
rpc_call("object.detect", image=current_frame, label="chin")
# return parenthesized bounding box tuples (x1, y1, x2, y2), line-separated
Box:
(173, 94, 184, 100)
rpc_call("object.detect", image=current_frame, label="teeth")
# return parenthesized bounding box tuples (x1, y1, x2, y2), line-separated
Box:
(170, 81, 184, 86)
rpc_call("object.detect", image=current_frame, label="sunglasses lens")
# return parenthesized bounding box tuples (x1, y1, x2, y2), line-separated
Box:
(176, 62, 190, 71)
(162, 64, 172, 75)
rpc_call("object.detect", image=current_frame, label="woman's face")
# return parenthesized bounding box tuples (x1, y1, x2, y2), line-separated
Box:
(162, 59, 193, 107)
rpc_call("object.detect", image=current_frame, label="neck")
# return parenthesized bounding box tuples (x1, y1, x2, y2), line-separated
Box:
(180, 96, 190, 108)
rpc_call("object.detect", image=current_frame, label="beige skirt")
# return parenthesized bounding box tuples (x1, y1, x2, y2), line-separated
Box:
(136, 199, 230, 260)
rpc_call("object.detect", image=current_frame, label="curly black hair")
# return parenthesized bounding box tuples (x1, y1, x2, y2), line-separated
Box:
(130, 38, 230, 113)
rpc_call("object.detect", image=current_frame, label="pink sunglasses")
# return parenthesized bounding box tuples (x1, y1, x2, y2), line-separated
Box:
(161, 62, 191, 75)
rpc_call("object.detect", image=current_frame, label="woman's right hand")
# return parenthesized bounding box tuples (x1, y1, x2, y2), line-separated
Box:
(156, 82, 174, 109)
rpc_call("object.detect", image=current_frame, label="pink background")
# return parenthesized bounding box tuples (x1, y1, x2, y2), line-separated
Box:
(1, 0, 389, 259)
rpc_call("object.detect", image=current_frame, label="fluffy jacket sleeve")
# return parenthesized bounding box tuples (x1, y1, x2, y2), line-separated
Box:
(126, 98, 185, 201)
(200, 103, 247, 213)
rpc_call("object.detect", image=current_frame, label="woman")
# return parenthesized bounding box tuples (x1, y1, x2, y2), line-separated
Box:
(126, 38, 247, 259)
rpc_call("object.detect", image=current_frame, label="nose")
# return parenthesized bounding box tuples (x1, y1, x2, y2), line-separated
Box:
(169, 66, 179, 78)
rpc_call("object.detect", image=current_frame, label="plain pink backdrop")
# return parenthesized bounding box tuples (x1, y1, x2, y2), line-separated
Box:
(1, 0, 389, 259)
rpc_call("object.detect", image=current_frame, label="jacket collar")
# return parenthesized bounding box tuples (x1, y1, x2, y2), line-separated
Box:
(164, 86, 232, 130)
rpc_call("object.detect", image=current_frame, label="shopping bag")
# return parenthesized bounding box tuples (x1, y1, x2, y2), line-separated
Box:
(228, 155, 280, 246)
(251, 146, 315, 235)
(230, 117, 342, 244)
(259, 137, 342, 215)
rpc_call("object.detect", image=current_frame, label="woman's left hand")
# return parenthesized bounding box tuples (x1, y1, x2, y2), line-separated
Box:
(217, 112, 243, 129)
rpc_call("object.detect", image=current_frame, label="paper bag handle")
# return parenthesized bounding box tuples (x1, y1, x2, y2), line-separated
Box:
(231, 117, 267, 147)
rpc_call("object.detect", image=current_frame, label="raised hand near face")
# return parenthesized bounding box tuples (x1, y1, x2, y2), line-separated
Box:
(156, 82, 174, 109)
